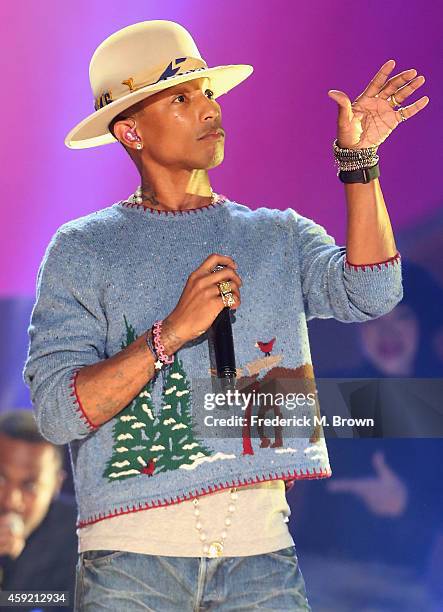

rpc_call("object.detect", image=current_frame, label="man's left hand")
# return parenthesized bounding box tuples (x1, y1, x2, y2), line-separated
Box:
(327, 59, 429, 149)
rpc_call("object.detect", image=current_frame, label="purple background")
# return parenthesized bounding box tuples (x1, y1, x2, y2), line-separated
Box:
(1, 0, 442, 296)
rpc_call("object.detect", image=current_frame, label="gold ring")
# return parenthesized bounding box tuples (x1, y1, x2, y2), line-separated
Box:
(218, 280, 232, 295)
(388, 93, 400, 108)
(221, 292, 235, 307)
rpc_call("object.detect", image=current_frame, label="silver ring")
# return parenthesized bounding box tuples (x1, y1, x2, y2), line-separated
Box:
(398, 107, 407, 122)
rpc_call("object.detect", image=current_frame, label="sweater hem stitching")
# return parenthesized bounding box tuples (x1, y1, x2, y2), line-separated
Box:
(69, 369, 99, 431)
(76, 466, 332, 528)
(117, 194, 228, 216)
(344, 251, 401, 271)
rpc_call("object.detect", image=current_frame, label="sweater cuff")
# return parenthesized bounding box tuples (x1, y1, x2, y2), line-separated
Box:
(344, 251, 401, 271)
(69, 369, 100, 432)
(36, 368, 99, 444)
(342, 251, 403, 318)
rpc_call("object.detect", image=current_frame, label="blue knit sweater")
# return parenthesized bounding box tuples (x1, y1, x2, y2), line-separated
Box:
(23, 194, 403, 528)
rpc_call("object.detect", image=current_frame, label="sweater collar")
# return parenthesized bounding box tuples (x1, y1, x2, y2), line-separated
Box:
(114, 192, 229, 219)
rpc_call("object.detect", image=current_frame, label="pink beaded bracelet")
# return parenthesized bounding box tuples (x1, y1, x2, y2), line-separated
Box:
(152, 320, 175, 365)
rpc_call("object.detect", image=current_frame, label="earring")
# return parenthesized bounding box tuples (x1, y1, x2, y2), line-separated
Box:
(136, 142, 143, 150)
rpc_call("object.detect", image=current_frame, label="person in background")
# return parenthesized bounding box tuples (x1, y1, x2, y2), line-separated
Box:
(0, 410, 77, 612)
(326, 259, 443, 379)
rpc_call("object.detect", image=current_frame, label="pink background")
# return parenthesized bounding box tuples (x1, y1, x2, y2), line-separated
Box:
(1, 0, 442, 296)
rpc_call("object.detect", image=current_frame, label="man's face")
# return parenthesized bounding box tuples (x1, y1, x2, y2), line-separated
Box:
(133, 76, 225, 170)
(0, 433, 64, 539)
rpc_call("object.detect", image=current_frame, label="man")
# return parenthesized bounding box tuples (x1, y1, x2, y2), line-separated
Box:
(23, 19, 427, 611)
(0, 410, 77, 612)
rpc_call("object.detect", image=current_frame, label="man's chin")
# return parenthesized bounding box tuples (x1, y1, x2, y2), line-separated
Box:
(206, 150, 225, 169)
(194, 142, 225, 168)
(188, 155, 224, 172)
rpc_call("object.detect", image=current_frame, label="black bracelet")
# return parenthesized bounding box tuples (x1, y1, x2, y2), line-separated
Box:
(338, 162, 380, 184)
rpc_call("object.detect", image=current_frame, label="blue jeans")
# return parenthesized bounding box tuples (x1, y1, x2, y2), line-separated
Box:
(74, 546, 312, 611)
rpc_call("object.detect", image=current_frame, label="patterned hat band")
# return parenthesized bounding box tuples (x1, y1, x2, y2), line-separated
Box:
(65, 20, 253, 149)
(93, 56, 208, 111)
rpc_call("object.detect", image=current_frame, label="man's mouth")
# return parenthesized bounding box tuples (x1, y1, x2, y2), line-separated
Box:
(198, 128, 224, 140)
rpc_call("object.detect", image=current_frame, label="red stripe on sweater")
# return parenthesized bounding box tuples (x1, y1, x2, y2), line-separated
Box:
(344, 251, 401, 271)
(70, 369, 99, 431)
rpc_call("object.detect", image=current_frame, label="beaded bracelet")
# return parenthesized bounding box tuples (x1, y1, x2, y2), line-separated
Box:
(333, 138, 379, 172)
(152, 320, 175, 365)
(145, 328, 164, 372)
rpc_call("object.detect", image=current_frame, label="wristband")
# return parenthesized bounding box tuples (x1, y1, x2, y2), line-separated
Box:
(146, 329, 164, 372)
(152, 320, 175, 365)
(338, 162, 380, 184)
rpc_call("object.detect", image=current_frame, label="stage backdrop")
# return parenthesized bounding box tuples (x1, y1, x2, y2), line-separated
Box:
(0, 1, 442, 405)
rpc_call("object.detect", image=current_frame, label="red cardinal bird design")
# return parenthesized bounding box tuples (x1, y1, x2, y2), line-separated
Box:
(141, 458, 156, 476)
(254, 337, 276, 357)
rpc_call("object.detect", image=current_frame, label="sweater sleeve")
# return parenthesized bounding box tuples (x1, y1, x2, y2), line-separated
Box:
(292, 210, 403, 322)
(22, 228, 106, 444)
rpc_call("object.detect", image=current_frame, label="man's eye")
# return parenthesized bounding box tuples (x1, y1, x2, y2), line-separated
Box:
(174, 89, 215, 103)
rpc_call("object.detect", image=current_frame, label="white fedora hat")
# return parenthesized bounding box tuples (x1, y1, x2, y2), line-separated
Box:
(64, 20, 254, 149)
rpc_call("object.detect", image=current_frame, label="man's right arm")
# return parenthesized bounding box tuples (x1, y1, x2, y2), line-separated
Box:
(75, 319, 185, 427)
(23, 228, 150, 445)
(22, 230, 189, 443)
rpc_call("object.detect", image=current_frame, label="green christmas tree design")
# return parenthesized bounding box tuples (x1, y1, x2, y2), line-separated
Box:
(152, 354, 212, 474)
(103, 316, 213, 482)
(103, 317, 158, 481)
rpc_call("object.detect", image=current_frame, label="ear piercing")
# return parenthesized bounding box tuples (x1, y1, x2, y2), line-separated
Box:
(125, 121, 143, 150)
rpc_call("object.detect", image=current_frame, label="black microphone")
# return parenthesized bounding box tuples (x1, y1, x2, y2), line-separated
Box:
(208, 264, 237, 393)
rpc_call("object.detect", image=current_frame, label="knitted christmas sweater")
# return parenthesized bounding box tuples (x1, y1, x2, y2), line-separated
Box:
(23, 194, 403, 528)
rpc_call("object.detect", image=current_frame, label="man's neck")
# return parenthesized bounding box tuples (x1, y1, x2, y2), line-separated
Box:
(138, 168, 213, 212)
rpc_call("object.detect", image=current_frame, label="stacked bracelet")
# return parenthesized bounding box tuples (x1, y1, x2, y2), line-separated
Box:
(333, 138, 379, 171)
(152, 320, 175, 365)
(333, 138, 380, 184)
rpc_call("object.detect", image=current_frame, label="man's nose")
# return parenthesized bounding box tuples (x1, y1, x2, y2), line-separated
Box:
(199, 93, 219, 116)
